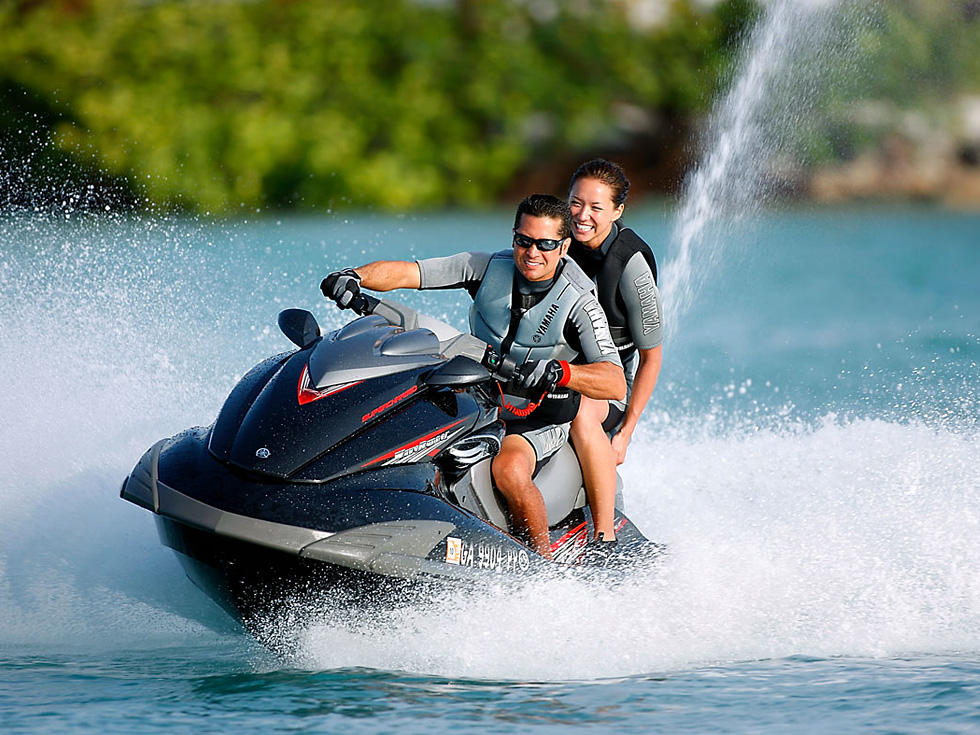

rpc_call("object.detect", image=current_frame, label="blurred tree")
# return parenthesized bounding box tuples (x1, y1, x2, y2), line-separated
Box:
(0, 0, 757, 213)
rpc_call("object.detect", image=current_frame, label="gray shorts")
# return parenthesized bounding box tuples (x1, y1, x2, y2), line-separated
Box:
(505, 420, 570, 464)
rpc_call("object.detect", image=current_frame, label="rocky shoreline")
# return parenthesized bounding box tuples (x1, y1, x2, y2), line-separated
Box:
(782, 95, 980, 209)
(807, 137, 980, 209)
(509, 97, 980, 212)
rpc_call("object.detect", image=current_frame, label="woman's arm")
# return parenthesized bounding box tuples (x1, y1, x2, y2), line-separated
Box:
(611, 344, 661, 464)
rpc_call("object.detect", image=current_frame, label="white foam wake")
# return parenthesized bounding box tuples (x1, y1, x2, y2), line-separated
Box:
(282, 416, 980, 679)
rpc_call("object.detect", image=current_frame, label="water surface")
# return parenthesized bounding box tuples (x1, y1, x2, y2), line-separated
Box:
(0, 205, 978, 733)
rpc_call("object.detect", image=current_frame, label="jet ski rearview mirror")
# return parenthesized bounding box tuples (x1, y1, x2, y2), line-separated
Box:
(422, 355, 493, 387)
(277, 309, 321, 349)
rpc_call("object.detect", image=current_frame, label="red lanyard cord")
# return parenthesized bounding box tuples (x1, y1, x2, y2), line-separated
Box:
(496, 382, 548, 418)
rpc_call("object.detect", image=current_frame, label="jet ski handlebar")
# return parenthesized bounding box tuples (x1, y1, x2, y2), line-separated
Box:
(348, 292, 380, 316)
(480, 344, 518, 381)
(325, 282, 517, 382)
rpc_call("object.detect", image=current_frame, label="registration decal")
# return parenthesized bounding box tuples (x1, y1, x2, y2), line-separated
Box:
(447, 538, 531, 572)
(446, 537, 462, 565)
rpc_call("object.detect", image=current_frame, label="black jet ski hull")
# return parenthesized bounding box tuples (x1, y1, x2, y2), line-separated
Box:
(123, 431, 653, 628)
(121, 303, 661, 633)
(122, 432, 542, 627)
(155, 515, 420, 628)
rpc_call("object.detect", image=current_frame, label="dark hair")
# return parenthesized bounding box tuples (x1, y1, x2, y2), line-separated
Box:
(514, 194, 573, 239)
(569, 158, 630, 208)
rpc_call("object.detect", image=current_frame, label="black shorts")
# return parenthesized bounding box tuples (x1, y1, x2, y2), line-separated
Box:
(602, 402, 625, 435)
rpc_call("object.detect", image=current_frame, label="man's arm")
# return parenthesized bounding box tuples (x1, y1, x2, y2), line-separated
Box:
(351, 252, 493, 292)
(565, 361, 626, 402)
(565, 295, 626, 402)
(324, 252, 494, 313)
(354, 261, 421, 291)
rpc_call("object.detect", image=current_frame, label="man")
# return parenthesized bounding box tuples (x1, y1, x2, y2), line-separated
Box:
(321, 194, 625, 559)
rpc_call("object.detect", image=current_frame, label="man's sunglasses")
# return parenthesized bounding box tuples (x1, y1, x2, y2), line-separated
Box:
(512, 231, 566, 252)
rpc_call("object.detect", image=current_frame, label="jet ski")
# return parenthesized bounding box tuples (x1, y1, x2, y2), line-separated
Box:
(121, 294, 659, 630)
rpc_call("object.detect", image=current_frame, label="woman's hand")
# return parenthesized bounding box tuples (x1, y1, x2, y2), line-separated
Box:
(611, 427, 633, 465)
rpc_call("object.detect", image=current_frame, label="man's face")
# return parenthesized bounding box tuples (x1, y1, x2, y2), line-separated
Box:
(512, 214, 569, 282)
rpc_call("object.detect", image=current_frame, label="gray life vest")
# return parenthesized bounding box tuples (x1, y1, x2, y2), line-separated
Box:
(469, 253, 586, 423)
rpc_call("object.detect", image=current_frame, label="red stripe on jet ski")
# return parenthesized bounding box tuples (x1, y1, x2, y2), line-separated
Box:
(297, 365, 362, 405)
(362, 418, 468, 467)
(362, 384, 419, 423)
(551, 521, 588, 551)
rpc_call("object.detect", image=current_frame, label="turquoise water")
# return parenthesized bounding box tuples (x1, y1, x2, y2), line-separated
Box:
(1, 205, 978, 733)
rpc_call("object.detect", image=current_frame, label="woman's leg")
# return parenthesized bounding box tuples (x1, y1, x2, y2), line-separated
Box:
(570, 396, 617, 540)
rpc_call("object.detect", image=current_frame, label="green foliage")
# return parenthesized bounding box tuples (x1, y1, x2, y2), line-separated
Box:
(0, 0, 747, 213)
(3, 0, 978, 211)
(864, 0, 980, 98)
(806, 0, 980, 163)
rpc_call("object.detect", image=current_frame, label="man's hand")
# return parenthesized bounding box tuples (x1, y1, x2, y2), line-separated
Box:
(513, 359, 569, 394)
(320, 269, 362, 309)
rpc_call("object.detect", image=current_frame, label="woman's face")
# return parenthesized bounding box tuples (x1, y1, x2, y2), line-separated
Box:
(568, 177, 624, 250)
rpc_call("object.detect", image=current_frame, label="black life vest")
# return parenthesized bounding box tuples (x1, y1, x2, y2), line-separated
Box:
(568, 223, 658, 359)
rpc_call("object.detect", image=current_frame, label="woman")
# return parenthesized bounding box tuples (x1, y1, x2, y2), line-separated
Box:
(566, 159, 663, 546)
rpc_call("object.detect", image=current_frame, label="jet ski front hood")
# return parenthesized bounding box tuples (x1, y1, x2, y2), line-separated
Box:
(207, 316, 454, 480)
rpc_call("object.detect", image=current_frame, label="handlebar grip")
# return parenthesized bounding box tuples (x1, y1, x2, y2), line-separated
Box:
(481, 345, 518, 381)
(351, 293, 380, 315)
(496, 354, 518, 381)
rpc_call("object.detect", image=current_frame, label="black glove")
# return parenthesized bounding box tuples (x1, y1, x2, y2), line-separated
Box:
(320, 269, 362, 309)
(513, 359, 569, 394)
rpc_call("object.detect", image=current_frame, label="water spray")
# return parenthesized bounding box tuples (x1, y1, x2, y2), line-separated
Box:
(664, 0, 850, 331)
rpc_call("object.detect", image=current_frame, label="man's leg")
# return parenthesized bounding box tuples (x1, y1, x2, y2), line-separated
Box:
(492, 434, 552, 559)
(570, 396, 617, 541)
